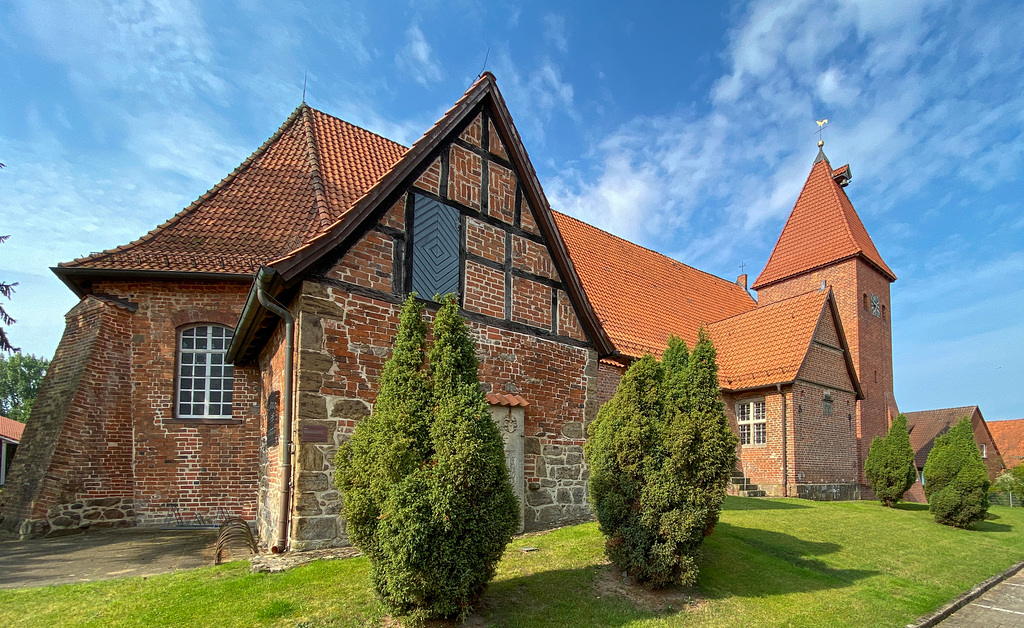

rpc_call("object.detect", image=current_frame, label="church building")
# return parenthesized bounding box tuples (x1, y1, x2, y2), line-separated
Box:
(0, 74, 898, 546)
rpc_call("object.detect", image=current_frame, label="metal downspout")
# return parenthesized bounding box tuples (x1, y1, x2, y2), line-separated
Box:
(778, 383, 788, 497)
(255, 271, 295, 553)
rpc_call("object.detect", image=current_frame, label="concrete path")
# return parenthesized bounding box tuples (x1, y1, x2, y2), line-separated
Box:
(0, 527, 217, 589)
(939, 569, 1024, 627)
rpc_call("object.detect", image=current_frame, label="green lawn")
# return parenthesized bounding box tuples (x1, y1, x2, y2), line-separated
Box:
(2, 498, 1023, 627)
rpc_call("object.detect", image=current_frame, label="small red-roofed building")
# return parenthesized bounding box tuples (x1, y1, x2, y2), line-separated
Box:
(903, 406, 1004, 502)
(0, 415, 24, 487)
(988, 418, 1024, 470)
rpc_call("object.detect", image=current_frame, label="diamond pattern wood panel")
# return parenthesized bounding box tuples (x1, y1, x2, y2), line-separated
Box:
(412, 195, 460, 298)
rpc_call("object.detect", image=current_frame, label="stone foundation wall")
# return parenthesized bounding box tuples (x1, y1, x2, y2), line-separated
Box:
(524, 442, 590, 527)
(42, 497, 136, 536)
(794, 483, 861, 501)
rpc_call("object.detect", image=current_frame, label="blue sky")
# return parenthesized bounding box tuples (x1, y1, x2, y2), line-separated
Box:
(1, 1, 1022, 420)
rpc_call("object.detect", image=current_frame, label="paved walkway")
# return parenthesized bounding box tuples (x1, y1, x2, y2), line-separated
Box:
(939, 569, 1024, 627)
(0, 527, 217, 589)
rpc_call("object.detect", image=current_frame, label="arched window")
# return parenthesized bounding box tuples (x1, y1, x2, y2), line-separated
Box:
(177, 324, 235, 419)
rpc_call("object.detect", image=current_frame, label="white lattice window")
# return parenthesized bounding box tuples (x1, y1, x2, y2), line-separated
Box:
(737, 399, 767, 446)
(177, 325, 235, 419)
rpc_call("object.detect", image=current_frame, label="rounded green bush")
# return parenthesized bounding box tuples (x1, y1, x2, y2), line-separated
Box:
(335, 295, 518, 620)
(864, 414, 917, 507)
(586, 330, 737, 587)
(922, 416, 990, 528)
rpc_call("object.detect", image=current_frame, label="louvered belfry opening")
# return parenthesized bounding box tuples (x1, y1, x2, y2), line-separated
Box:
(411, 193, 460, 299)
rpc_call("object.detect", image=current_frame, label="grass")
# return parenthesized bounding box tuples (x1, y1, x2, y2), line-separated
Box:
(2, 497, 1023, 627)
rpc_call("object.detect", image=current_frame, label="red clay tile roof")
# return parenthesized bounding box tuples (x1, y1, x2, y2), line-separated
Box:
(0, 415, 24, 442)
(752, 155, 895, 290)
(553, 210, 756, 358)
(707, 289, 829, 391)
(486, 393, 530, 407)
(988, 418, 1024, 469)
(58, 106, 407, 276)
(905, 406, 984, 469)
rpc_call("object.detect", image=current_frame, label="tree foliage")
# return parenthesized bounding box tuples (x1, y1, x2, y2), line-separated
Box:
(864, 414, 917, 507)
(0, 235, 18, 353)
(0, 352, 49, 422)
(335, 294, 518, 621)
(586, 330, 737, 588)
(993, 465, 1024, 498)
(922, 416, 990, 528)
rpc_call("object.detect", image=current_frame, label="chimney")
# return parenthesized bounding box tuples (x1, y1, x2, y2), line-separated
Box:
(737, 274, 748, 290)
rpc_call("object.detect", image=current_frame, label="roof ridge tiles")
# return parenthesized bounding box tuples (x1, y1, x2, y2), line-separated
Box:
(299, 105, 335, 235)
(905, 405, 979, 416)
(707, 287, 825, 327)
(60, 105, 309, 270)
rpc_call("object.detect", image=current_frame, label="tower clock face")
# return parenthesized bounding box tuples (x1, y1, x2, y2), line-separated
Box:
(870, 294, 881, 317)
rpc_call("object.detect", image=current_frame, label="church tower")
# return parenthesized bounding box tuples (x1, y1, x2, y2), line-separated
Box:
(752, 145, 898, 490)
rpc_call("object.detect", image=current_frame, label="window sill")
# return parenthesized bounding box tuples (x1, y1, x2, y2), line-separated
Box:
(740, 443, 768, 449)
(164, 418, 245, 426)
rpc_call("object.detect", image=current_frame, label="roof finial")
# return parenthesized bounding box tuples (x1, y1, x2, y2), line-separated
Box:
(813, 119, 829, 163)
(302, 70, 308, 104)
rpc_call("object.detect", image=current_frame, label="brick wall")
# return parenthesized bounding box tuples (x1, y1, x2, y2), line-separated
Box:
(256, 316, 291, 548)
(596, 362, 625, 409)
(464, 261, 506, 319)
(466, 217, 505, 264)
(0, 296, 135, 536)
(511, 276, 551, 329)
(93, 279, 261, 526)
(790, 382, 859, 487)
(756, 258, 895, 489)
(725, 390, 789, 493)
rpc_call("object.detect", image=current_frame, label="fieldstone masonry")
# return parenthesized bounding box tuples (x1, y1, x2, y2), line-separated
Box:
(42, 497, 136, 535)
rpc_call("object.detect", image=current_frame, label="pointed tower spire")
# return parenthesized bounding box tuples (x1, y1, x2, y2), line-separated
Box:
(752, 151, 894, 292)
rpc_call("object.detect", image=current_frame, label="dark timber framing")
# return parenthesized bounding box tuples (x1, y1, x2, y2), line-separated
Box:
(230, 73, 614, 363)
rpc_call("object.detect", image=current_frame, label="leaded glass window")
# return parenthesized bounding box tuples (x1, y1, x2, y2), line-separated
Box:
(177, 325, 235, 419)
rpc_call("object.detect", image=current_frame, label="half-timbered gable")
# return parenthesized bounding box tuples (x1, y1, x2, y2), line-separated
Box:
(227, 74, 612, 548)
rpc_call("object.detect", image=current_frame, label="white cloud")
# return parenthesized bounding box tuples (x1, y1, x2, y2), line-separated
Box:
(13, 0, 225, 104)
(543, 14, 568, 53)
(815, 68, 860, 106)
(395, 24, 444, 86)
(556, 0, 1024, 274)
(544, 0, 1024, 418)
(491, 51, 578, 145)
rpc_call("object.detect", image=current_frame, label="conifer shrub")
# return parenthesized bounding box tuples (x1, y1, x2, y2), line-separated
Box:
(864, 414, 917, 507)
(335, 294, 518, 621)
(586, 331, 737, 588)
(922, 416, 990, 528)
